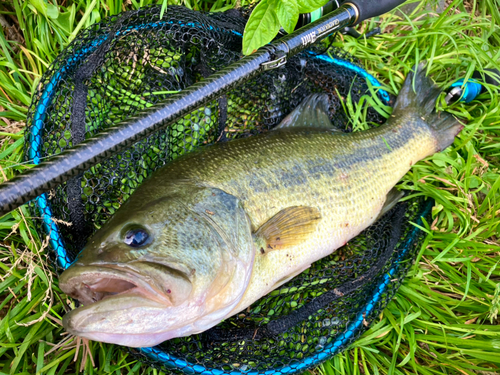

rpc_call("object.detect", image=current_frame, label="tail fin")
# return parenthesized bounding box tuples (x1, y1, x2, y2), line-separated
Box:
(393, 62, 463, 151)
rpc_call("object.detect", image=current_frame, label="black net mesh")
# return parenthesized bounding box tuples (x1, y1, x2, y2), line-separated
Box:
(23, 4, 428, 374)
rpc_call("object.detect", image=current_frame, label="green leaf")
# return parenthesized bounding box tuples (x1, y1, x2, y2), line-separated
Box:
(296, 0, 328, 14)
(28, 0, 47, 17)
(277, 0, 299, 34)
(53, 5, 75, 33)
(46, 4, 59, 20)
(242, 0, 281, 55)
(27, 0, 59, 20)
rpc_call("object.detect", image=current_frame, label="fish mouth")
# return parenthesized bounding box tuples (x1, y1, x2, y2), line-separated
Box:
(59, 264, 173, 307)
(59, 264, 196, 345)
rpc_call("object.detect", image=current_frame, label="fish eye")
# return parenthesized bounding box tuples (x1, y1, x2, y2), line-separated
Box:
(123, 228, 150, 247)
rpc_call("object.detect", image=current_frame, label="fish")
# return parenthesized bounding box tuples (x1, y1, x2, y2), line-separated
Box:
(59, 62, 463, 348)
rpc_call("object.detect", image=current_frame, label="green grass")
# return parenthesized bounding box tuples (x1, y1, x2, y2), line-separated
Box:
(1, 0, 500, 374)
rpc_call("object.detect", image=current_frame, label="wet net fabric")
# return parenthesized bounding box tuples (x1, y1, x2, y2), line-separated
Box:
(24, 4, 429, 374)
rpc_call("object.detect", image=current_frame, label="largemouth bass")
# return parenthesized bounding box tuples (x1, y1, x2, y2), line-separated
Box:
(60, 63, 462, 347)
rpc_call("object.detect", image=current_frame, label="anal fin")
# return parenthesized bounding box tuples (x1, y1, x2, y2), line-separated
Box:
(376, 188, 404, 221)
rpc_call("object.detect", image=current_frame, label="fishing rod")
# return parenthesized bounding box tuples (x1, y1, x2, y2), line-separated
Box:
(0, 0, 407, 216)
(279, 0, 382, 38)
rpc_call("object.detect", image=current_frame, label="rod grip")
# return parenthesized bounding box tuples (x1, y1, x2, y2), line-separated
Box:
(346, 0, 408, 25)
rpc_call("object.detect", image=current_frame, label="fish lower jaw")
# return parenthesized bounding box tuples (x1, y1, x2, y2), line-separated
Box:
(75, 332, 175, 348)
(62, 294, 179, 346)
(63, 315, 193, 348)
(62, 299, 207, 347)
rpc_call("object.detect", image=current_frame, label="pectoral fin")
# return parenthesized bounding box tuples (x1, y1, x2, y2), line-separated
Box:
(274, 94, 337, 130)
(254, 206, 321, 252)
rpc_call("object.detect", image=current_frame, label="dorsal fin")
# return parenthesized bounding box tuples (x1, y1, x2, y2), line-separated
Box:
(274, 94, 336, 130)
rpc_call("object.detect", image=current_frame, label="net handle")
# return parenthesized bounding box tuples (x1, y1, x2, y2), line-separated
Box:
(0, 1, 405, 216)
